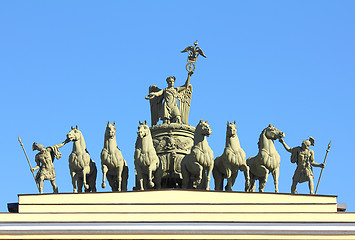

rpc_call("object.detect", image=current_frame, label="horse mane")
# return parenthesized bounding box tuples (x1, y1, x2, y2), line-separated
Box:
(104, 126, 109, 140)
(194, 122, 203, 136)
(257, 127, 267, 150)
(78, 131, 86, 151)
(226, 125, 230, 137)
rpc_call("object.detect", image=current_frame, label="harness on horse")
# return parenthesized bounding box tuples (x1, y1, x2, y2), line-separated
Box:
(194, 145, 206, 154)
(261, 149, 273, 158)
(225, 146, 240, 156)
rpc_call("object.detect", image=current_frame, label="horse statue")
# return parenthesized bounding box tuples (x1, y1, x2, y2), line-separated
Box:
(134, 121, 162, 190)
(246, 124, 285, 193)
(66, 126, 97, 193)
(101, 121, 128, 192)
(213, 121, 250, 191)
(181, 120, 214, 190)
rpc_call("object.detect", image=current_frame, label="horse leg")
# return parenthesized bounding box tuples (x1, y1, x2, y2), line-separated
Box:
(136, 166, 144, 190)
(77, 178, 83, 193)
(212, 166, 223, 191)
(70, 170, 78, 193)
(148, 166, 155, 188)
(106, 174, 115, 191)
(240, 164, 251, 192)
(193, 163, 203, 189)
(271, 168, 280, 193)
(249, 176, 256, 192)
(101, 164, 108, 189)
(181, 160, 190, 189)
(258, 166, 269, 192)
(116, 166, 123, 192)
(154, 165, 163, 190)
(224, 162, 234, 191)
(205, 166, 212, 191)
(226, 171, 237, 191)
(89, 164, 97, 192)
(82, 165, 90, 190)
(122, 163, 128, 191)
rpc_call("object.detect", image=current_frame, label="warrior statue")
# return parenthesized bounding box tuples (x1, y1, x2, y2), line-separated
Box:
(279, 137, 325, 194)
(145, 71, 193, 125)
(32, 139, 69, 194)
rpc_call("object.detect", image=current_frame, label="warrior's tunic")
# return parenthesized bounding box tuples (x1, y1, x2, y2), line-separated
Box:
(290, 147, 314, 183)
(35, 145, 62, 181)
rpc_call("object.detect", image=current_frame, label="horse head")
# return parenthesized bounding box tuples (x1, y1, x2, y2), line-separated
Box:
(196, 119, 212, 137)
(264, 123, 285, 140)
(105, 121, 116, 140)
(226, 121, 237, 137)
(137, 120, 150, 139)
(67, 125, 82, 142)
(67, 125, 87, 152)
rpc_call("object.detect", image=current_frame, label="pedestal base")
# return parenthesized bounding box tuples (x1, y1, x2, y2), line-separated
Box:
(1, 190, 355, 239)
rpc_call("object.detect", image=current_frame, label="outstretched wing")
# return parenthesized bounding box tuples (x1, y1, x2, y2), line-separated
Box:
(181, 46, 194, 53)
(197, 48, 207, 58)
(178, 84, 193, 125)
(148, 85, 163, 126)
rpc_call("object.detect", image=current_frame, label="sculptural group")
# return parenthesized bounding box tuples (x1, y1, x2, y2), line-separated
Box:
(26, 42, 326, 195)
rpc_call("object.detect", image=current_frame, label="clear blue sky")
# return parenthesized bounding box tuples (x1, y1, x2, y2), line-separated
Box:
(1, 1, 354, 212)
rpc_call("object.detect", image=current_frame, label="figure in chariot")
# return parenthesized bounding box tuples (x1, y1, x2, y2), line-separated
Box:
(145, 72, 193, 125)
(145, 41, 206, 126)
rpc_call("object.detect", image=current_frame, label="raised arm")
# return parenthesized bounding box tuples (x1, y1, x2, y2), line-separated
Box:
(177, 71, 193, 92)
(53, 139, 70, 149)
(279, 138, 292, 153)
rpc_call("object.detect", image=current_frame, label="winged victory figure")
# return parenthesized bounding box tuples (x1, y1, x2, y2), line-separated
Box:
(145, 72, 193, 126)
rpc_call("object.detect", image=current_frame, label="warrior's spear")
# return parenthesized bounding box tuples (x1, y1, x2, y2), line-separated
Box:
(315, 141, 331, 194)
(18, 136, 40, 193)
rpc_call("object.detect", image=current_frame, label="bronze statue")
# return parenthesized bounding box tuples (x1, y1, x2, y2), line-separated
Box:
(246, 124, 285, 193)
(181, 120, 214, 190)
(146, 72, 193, 125)
(101, 121, 128, 192)
(32, 139, 69, 194)
(134, 121, 162, 190)
(66, 126, 97, 193)
(213, 121, 250, 191)
(279, 137, 325, 194)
